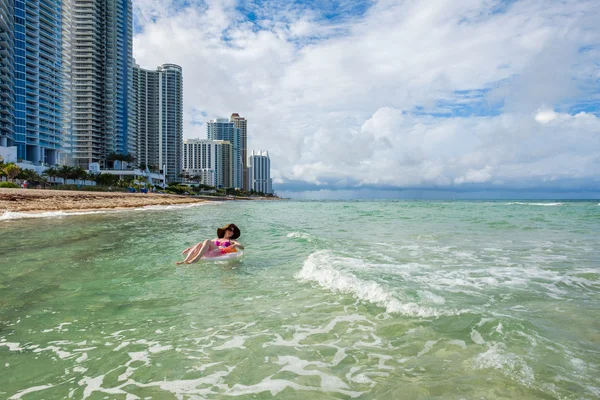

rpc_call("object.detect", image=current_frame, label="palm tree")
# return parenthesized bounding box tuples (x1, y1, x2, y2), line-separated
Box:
(17, 168, 40, 183)
(0, 156, 6, 179)
(94, 173, 119, 187)
(38, 174, 49, 189)
(42, 167, 58, 185)
(118, 176, 134, 188)
(69, 167, 88, 185)
(57, 165, 73, 183)
(4, 163, 21, 182)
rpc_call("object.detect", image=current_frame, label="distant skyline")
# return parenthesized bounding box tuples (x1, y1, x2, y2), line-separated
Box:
(132, 0, 600, 199)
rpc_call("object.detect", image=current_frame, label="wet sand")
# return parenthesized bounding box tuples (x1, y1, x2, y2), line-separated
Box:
(0, 188, 207, 213)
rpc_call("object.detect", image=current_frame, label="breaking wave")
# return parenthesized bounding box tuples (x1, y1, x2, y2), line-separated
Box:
(505, 202, 564, 206)
(295, 250, 465, 318)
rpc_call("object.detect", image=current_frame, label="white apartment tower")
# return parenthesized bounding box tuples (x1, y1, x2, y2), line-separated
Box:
(183, 138, 216, 187)
(247, 150, 272, 194)
(132, 64, 159, 169)
(183, 138, 232, 188)
(133, 63, 183, 182)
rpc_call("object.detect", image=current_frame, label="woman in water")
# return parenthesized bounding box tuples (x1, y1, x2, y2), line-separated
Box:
(177, 223, 244, 264)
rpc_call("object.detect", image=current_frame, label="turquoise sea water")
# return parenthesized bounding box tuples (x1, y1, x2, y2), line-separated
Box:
(1, 200, 599, 399)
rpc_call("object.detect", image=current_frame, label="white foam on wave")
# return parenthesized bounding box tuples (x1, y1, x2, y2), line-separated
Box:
(265, 314, 373, 348)
(1, 201, 213, 221)
(33, 345, 73, 360)
(8, 384, 54, 400)
(287, 231, 317, 242)
(505, 202, 563, 206)
(387, 257, 599, 301)
(295, 250, 462, 318)
(0, 210, 115, 221)
(417, 290, 446, 304)
(0, 339, 24, 351)
(135, 202, 210, 211)
(472, 343, 534, 386)
(212, 335, 248, 350)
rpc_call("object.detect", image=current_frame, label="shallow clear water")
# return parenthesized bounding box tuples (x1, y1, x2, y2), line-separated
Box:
(1, 200, 599, 399)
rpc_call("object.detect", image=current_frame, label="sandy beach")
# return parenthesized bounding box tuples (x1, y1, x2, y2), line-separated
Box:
(0, 188, 207, 213)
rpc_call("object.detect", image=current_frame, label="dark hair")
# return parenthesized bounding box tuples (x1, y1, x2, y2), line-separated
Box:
(217, 223, 240, 239)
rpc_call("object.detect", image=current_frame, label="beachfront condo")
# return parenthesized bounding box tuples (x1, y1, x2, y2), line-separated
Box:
(207, 118, 242, 189)
(183, 138, 233, 189)
(230, 113, 247, 190)
(183, 138, 217, 187)
(247, 150, 272, 194)
(0, 0, 70, 166)
(134, 63, 183, 182)
(70, 0, 134, 169)
(0, 0, 15, 149)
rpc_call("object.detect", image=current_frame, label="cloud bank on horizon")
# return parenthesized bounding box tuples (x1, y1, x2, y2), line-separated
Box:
(133, 0, 600, 198)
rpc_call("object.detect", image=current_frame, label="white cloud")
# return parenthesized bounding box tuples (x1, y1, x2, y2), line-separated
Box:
(534, 108, 558, 124)
(454, 166, 493, 185)
(133, 0, 600, 196)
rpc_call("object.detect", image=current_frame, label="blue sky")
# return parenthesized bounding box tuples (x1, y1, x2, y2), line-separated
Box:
(132, 0, 600, 199)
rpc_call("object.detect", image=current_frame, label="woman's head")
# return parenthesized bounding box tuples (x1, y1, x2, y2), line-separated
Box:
(217, 223, 241, 239)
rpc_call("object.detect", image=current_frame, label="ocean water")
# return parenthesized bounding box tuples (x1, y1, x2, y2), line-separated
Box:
(0, 200, 599, 399)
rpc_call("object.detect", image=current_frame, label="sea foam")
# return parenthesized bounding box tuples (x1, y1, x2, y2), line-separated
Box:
(295, 251, 461, 318)
(0, 210, 114, 221)
(134, 202, 210, 211)
(0, 201, 212, 221)
(505, 202, 563, 206)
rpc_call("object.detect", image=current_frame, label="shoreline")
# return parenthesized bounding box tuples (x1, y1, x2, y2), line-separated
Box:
(0, 188, 208, 214)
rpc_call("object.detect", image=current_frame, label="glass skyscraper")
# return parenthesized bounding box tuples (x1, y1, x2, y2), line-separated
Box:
(230, 113, 247, 190)
(207, 118, 242, 189)
(0, 0, 14, 148)
(11, 0, 65, 165)
(71, 0, 133, 168)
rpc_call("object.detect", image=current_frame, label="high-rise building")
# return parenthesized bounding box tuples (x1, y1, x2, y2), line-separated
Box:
(133, 63, 182, 182)
(247, 150, 272, 194)
(60, 0, 73, 165)
(182, 138, 233, 189)
(207, 118, 241, 188)
(230, 113, 247, 190)
(9, 0, 66, 165)
(0, 0, 14, 148)
(71, 0, 133, 168)
(183, 138, 216, 186)
(133, 64, 159, 170)
(157, 64, 183, 182)
(214, 140, 232, 189)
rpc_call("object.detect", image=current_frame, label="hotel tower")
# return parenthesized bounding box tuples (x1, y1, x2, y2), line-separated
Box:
(71, 0, 134, 168)
(247, 150, 272, 194)
(133, 63, 183, 182)
(207, 118, 242, 189)
(230, 113, 247, 190)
